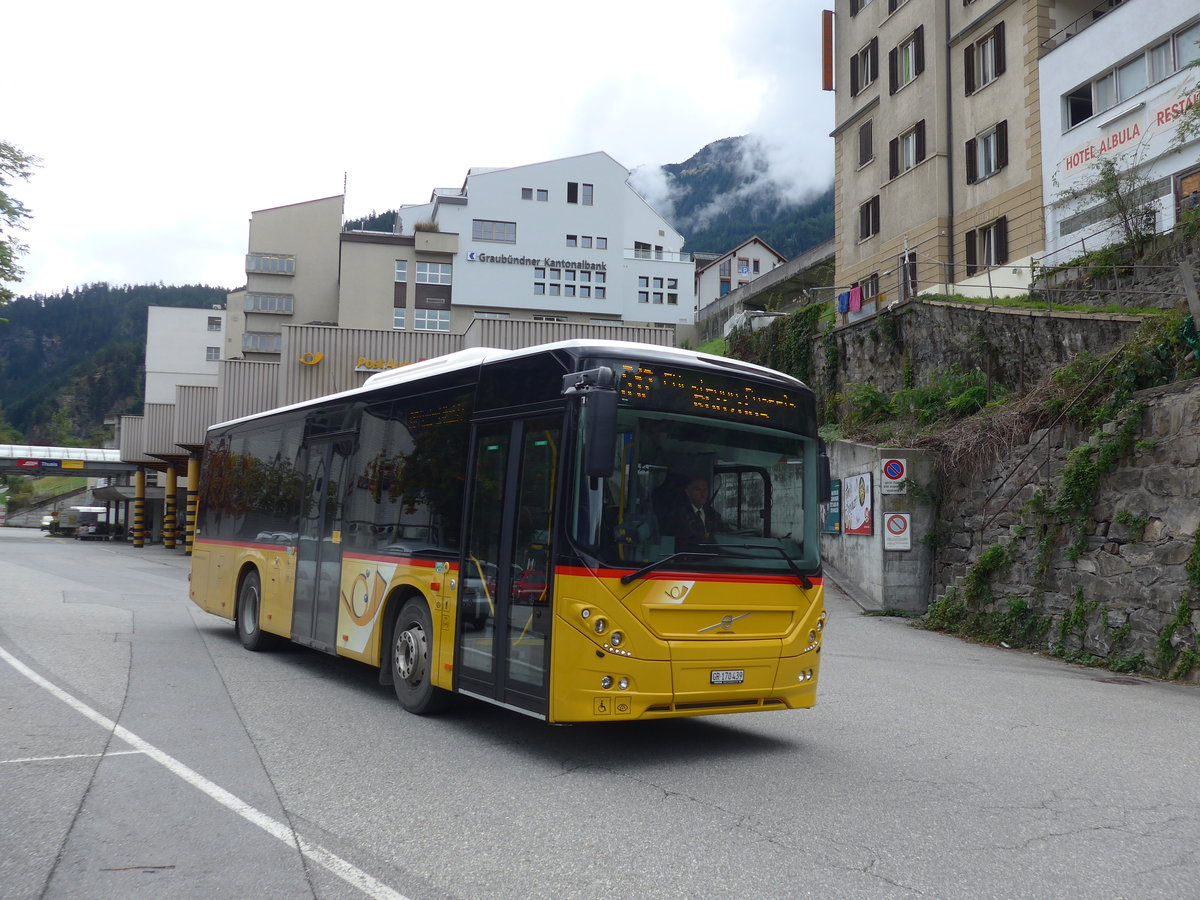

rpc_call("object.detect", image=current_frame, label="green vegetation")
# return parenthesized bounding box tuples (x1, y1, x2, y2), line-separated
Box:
(695, 337, 725, 356)
(1, 140, 40, 304)
(936, 292, 1163, 316)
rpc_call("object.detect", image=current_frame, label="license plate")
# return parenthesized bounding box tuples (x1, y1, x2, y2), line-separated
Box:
(710, 669, 745, 685)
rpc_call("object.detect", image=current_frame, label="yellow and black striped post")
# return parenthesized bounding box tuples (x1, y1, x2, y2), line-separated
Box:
(185, 455, 200, 556)
(163, 465, 177, 550)
(133, 468, 146, 548)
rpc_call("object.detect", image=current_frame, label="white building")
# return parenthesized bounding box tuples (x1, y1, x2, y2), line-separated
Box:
(144, 306, 225, 404)
(1040, 2, 1200, 264)
(694, 236, 787, 311)
(398, 152, 694, 329)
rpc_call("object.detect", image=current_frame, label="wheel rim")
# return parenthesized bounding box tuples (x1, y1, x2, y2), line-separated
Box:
(395, 621, 427, 685)
(241, 584, 259, 635)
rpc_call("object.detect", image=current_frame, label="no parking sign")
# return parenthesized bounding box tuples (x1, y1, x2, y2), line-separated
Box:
(881, 458, 907, 494)
(883, 513, 912, 551)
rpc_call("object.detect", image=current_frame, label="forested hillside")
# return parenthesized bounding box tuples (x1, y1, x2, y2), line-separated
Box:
(0, 283, 228, 444)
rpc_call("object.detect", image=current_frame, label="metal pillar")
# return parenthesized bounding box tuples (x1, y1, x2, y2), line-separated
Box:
(185, 455, 200, 556)
(133, 468, 146, 548)
(164, 465, 177, 550)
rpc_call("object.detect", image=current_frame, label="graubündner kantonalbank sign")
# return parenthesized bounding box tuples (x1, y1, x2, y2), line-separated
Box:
(466, 251, 606, 271)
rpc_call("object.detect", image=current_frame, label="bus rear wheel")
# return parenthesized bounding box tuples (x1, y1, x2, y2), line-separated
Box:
(237, 570, 276, 651)
(391, 598, 450, 714)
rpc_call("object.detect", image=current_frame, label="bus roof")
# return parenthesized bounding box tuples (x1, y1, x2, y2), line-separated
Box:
(208, 339, 807, 433)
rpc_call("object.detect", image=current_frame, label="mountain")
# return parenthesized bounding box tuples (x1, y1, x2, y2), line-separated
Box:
(657, 136, 834, 259)
(0, 283, 229, 444)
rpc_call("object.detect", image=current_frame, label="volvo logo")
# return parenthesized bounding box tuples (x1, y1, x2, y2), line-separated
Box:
(698, 612, 752, 633)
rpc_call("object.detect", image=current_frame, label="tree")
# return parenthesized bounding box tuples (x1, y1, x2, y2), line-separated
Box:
(1054, 147, 1159, 256)
(1, 140, 39, 304)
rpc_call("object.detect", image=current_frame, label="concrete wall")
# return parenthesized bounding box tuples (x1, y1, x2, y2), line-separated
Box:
(821, 440, 937, 613)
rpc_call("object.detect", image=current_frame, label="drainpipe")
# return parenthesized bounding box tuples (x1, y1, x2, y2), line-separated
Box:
(944, 0, 957, 289)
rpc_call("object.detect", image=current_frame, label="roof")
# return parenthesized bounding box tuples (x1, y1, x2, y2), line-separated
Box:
(694, 235, 789, 276)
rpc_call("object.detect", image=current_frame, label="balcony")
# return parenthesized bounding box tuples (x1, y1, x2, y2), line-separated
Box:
(624, 248, 693, 263)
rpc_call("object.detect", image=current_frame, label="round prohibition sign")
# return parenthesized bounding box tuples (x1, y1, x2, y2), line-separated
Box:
(883, 459, 905, 481)
(885, 514, 909, 535)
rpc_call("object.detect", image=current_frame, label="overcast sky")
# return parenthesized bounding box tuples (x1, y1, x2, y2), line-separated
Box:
(7, 0, 834, 297)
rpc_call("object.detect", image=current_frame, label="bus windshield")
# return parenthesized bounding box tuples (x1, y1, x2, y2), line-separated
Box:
(569, 407, 820, 575)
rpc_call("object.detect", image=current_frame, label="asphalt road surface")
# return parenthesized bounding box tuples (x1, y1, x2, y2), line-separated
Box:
(2, 525, 1197, 899)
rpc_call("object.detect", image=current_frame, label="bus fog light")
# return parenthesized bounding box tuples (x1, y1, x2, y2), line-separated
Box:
(618, 677, 629, 690)
(809, 630, 817, 643)
(610, 631, 624, 647)
(581, 609, 591, 619)
(593, 618, 608, 634)
(601, 676, 613, 689)
(816, 615, 825, 632)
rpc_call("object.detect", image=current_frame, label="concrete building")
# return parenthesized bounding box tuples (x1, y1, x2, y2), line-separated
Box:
(145, 306, 224, 404)
(1039, 2, 1200, 265)
(830, 0, 1050, 307)
(694, 236, 788, 311)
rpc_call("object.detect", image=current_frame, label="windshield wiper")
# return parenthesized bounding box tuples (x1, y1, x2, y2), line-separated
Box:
(701, 543, 814, 589)
(620, 552, 719, 585)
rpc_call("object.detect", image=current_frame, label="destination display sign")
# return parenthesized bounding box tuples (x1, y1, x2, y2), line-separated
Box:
(613, 362, 803, 427)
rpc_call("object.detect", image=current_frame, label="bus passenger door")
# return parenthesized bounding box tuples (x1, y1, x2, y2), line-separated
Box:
(456, 416, 559, 717)
(293, 437, 352, 652)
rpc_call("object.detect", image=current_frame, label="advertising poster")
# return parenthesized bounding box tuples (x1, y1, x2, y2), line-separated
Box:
(843, 472, 874, 535)
(821, 479, 842, 534)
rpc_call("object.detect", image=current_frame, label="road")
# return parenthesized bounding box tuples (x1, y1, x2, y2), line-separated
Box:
(1, 525, 1197, 899)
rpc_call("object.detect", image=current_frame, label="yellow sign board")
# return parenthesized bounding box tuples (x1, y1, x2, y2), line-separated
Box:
(62, 460, 85, 469)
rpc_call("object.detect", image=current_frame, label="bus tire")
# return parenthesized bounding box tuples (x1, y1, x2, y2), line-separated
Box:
(391, 597, 451, 715)
(237, 570, 275, 651)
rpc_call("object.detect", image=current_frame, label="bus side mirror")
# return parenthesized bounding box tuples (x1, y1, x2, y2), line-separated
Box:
(819, 439, 832, 503)
(562, 367, 617, 480)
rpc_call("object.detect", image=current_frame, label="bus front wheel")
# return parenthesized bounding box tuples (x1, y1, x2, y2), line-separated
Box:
(391, 598, 451, 714)
(237, 570, 275, 651)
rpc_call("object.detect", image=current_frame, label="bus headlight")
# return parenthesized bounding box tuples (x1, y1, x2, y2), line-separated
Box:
(618, 677, 629, 690)
(609, 631, 624, 647)
(601, 676, 613, 689)
(593, 618, 608, 634)
(809, 630, 817, 643)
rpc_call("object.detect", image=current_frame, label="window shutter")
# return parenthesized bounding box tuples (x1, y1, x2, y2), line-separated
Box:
(966, 138, 978, 184)
(997, 120, 1009, 169)
(872, 196, 880, 235)
(870, 38, 879, 83)
(994, 22, 1006, 76)
(889, 47, 898, 94)
(889, 137, 899, 179)
(887, 0, 897, 12)
(916, 119, 926, 164)
(965, 229, 978, 276)
(995, 217, 1009, 265)
(851, 54, 860, 95)
(915, 26, 925, 76)
(965, 44, 976, 95)
(851, 0, 860, 16)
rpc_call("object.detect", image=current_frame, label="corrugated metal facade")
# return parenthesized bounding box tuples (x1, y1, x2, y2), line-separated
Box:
(219, 359, 280, 423)
(174, 385, 218, 448)
(278, 325, 460, 407)
(143, 403, 177, 457)
(118, 415, 155, 464)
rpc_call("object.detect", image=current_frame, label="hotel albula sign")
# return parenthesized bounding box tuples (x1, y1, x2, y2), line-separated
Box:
(1062, 89, 1197, 175)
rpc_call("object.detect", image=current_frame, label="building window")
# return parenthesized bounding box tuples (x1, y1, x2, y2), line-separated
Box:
(521, 187, 533, 200)
(579, 271, 591, 283)
(564, 270, 576, 281)
(394, 261, 407, 282)
(889, 120, 926, 179)
(581, 236, 592, 248)
(533, 315, 567, 322)
(566, 234, 578, 247)
(849, 0, 874, 15)
(561, 285, 573, 297)
(718, 259, 731, 277)
(889, 27, 924, 94)
(737, 258, 750, 276)
(242, 331, 283, 353)
(652, 292, 664, 304)
(549, 284, 561, 296)
(634, 241, 651, 258)
(595, 287, 606, 299)
(534, 283, 546, 295)
(964, 22, 1005, 95)
(861, 272, 880, 299)
(416, 262, 452, 284)
(667, 293, 678, 305)
(965, 217, 1009, 275)
(207, 316, 222, 331)
(472, 219, 516, 243)
(886, 0, 908, 10)
(205, 346, 220, 361)
(594, 272, 605, 284)
(719, 280, 731, 296)
(567, 182, 579, 203)
(534, 267, 545, 279)
(966, 121, 1008, 184)
(245, 253, 295, 275)
(579, 286, 591, 298)
(393, 309, 405, 330)
(474, 312, 510, 319)
(414, 309, 451, 332)
(596, 237, 607, 250)
(752, 260, 760, 274)
(858, 120, 874, 168)
(858, 196, 880, 241)
(549, 268, 561, 280)
(638, 276, 649, 288)
(536, 189, 548, 201)
(244, 292, 294, 314)
(582, 183, 594, 205)
(851, 37, 879, 96)
(667, 278, 678, 289)
(638, 291, 649, 303)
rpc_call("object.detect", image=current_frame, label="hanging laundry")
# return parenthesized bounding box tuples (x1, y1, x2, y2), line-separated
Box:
(848, 285, 863, 312)
(837, 291, 850, 314)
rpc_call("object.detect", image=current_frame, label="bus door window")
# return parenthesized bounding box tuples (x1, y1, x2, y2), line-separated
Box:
(460, 426, 509, 676)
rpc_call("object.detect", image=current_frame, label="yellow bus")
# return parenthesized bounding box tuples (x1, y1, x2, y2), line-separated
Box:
(190, 340, 829, 722)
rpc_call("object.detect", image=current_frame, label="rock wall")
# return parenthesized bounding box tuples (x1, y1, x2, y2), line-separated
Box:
(932, 377, 1200, 674)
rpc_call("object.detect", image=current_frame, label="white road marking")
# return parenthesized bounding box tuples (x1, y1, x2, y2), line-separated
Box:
(0, 645, 410, 900)
(2, 750, 144, 764)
